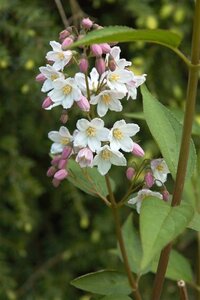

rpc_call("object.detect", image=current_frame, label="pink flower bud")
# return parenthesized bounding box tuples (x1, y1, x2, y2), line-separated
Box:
(132, 142, 145, 157)
(61, 37, 74, 49)
(162, 189, 170, 201)
(144, 171, 154, 188)
(76, 96, 90, 112)
(60, 110, 68, 124)
(52, 178, 60, 188)
(79, 57, 89, 73)
(76, 148, 93, 168)
(90, 44, 102, 57)
(51, 155, 61, 166)
(58, 159, 68, 169)
(35, 73, 46, 82)
(46, 166, 56, 177)
(95, 57, 106, 75)
(81, 17, 93, 29)
(59, 29, 71, 41)
(54, 169, 68, 181)
(99, 43, 111, 54)
(42, 97, 53, 109)
(61, 147, 72, 159)
(126, 167, 135, 180)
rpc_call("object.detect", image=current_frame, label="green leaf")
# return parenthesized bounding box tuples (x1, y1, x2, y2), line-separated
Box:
(188, 212, 200, 231)
(72, 26, 182, 49)
(142, 85, 196, 180)
(70, 270, 132, 295)
(140, 197, 194, 270)
(100, 296, 132, 300)
(67, 160, 114, 197)
(151, 249, 193, 282)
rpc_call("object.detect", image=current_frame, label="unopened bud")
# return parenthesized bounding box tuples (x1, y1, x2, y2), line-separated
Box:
(81, 17, 93, 29)
(91, 44, 102, 57)
(62, 37, 74, 49)
(60, 110, 68, 124)
(52, 178, 60, 188)
(42, 96, 53, 109)
(95, 57, 106, 75)
(59, 29, 71, 41)
(99, 43, 111, 54)
(79, 57, 89, 73)
(51, 155, 61, 166)
(144, 171, 154, 188)
(162, 189, 170, 201)
(35, 73, 46, 82)
(61, 147, 72, 159)
(54, 169, 68, 181)
(132, 142, 145, 157)
(58, 159, 68, 169)
(76, 96, 90, 111)
(126, 167, 135, 180)
(46, 166, 56, 177)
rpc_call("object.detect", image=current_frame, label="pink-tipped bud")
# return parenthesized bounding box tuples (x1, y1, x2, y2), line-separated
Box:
(126, 167, 135, 180)
(76, 148, 93, 168)
(162, 189, 170, 201)
(108, 57, 116, 71)
(99, 43, 111, 54)
(46, 166, 56, 177)
(90, 44, 102, 57)
(76, 96, 90, 112)
(35, 73, 46, 82)
(59, 29, 71, 41)
(95, 57, 106, 75)
(58, 159, 68, 169)
(60, 110, 68, 124)
(81, 17, 93, 29)
(61, 147, 72, 159)
(144, 171, 154, 188)
(42, 97, 53, 109)
(54, 169, 68, 181)
(51, 155, 61, 166)
(52, 178, 60, 188)
(61, 37, 74, 49)
(132, 142, 145, 157)
(79, 57, 89, 73)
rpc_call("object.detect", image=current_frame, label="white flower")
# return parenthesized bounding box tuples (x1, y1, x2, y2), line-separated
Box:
(107, 69, 133, 94)
(151, 158, 170, 186)
(93, 145, 127, 175)
(90, 90, 125, 117)
(75, 68, 100, 96)
(107, 46, 132, 69)
(48, 126, 73, 154)
(48, 77, 82, 109)
(109, 120, 140, 152)
(46, 41, 73, 71)
(39, 64, 64, 92)
(128, 189, 163, 213)
(73, 118, 110, 152)
(126, 74, 147, 100)
(75, 147, 93, 168)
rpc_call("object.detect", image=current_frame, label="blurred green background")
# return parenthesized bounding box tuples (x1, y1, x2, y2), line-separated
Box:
(0, 0, 200, 299)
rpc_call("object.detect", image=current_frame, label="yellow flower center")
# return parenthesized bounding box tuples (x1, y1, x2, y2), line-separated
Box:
(101, 149, 111, 160)
(102, 94, 111, 104)
(57, 52, 65, 60)
(60, 137, 70, 145)
(86, 126, 96, 137)
(113, 128, 123, 140)
(51, 74, 58, 80)
(109, 73, 120, 81)
(156, 164, 164, 171)
(62, 85, 72, 95)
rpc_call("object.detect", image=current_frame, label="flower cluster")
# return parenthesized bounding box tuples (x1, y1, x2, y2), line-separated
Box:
(37, 18, 147, 186)
(128, 158, 170, 213)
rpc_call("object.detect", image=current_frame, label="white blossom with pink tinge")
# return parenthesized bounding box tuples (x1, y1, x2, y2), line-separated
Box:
(48, 126, 73, 154)
(46, 41, 73, 71)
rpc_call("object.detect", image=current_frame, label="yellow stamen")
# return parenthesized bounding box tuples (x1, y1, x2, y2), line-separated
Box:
(101, 149, 111, 160)
(86, 127, 96, 137)
(57, 52, 65, 60)
(62, 85, 72, 95)
(109, 73, 120, 81)
(51, 74, 58, 80)
(113, 128, 123, 140)
(156, 164, 164, 171)
(102, 94, 111, 104)
(60, 137, 70, 145)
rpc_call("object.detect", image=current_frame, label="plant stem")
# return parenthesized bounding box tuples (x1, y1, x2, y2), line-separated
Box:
(178, 280, 189, 300)
(105, 175, 142, 300)
(151, 1, 200, 299)
(54, 0, 69, 28)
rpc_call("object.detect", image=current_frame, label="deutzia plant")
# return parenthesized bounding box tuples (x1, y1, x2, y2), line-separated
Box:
(36, 9, 200, 299)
